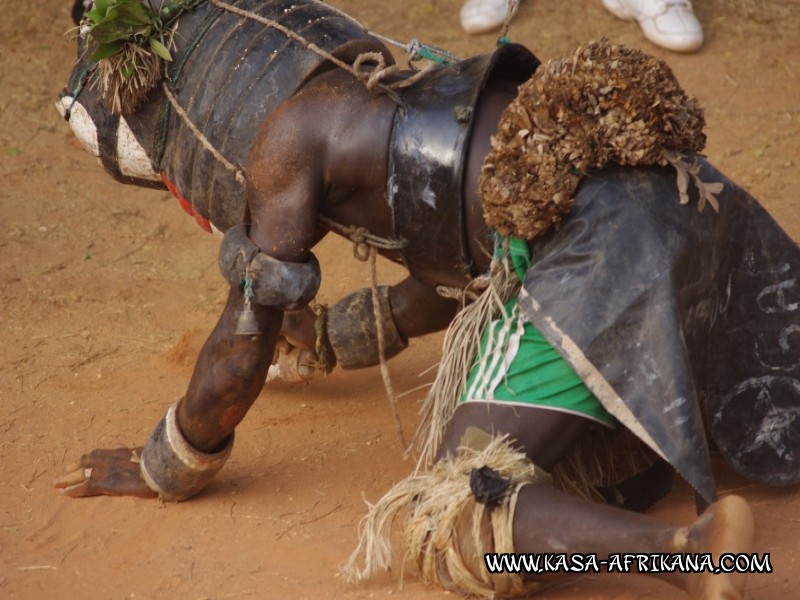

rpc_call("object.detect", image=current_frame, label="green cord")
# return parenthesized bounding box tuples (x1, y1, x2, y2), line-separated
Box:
(415, 46, 453, 65)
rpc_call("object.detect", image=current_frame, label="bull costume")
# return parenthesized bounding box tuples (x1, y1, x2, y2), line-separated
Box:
(55, 0, 799, 598)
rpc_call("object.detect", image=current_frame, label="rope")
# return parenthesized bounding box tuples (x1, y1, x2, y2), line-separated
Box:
(498, 0, 519, 43)
(153, 1, 223, 168)
(317, 214, 405, 260)
(407, 38, 462, 65)
(368, 246, 407, 452)
(316, 215, 408, 450)
(310, 301, 334, 373)
(162, 82, 246, 184)
(211, 0, 434, 94)
(435, 283, 485, 304)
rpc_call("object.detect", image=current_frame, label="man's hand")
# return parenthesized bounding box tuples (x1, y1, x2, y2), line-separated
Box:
(53, 448, 157, 498)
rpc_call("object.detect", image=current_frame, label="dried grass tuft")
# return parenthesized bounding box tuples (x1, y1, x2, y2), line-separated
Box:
(93, 43, 164, 115)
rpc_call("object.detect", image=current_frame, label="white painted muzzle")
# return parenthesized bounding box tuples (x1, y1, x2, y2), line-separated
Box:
(56, 96, 160, 181)
(56, 95, 100, 157)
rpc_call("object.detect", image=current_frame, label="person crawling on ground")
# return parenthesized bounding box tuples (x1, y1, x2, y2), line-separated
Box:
(54, 2, 800, 598)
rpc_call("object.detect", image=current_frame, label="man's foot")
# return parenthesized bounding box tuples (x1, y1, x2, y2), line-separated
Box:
(602, 0, 703, 52)
(674, 495, 755, 599)
(460, 0, 519, 35)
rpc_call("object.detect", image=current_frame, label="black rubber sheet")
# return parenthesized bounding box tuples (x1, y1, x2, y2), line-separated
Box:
(517, 157, 800, 502)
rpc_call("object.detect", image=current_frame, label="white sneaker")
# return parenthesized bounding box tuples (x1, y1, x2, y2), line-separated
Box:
(460, 0, 520, 35)
(602, 0, 703, 52)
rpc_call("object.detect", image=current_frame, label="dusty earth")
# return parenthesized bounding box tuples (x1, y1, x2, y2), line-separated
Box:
(1, 0, 798, 598)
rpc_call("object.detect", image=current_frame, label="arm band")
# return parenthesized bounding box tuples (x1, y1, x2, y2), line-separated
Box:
(218, 223, 321, 310)
(326, 286, 408, 369)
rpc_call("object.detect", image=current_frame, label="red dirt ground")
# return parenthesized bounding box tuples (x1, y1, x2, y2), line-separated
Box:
(1, 1, 798, 598)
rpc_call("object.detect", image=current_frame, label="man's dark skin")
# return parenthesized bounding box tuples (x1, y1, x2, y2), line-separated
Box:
(54, 67, 752, 597)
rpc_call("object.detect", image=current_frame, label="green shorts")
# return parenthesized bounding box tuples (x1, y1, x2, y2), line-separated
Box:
(461, 296, 615, 427)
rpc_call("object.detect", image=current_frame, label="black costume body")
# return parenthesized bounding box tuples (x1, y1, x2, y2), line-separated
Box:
(63, 0, 800, 504)
(65, 0, 393, 231)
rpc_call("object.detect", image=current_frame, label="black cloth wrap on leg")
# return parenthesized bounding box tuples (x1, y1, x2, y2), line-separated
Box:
(326, 286, 408, 369)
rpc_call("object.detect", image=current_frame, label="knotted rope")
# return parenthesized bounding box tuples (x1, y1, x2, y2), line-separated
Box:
(211, 0, 434, 96)
(317, 214, 406, 258)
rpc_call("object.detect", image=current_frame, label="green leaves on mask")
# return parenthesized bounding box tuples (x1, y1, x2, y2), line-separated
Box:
(84, 0, 184, 63)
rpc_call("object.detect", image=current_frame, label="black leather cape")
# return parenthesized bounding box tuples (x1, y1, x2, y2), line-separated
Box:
(517, 159, 800, 503)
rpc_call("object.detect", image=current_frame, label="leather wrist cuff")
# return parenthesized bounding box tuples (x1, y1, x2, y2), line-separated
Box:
(140, 402, 234, 502)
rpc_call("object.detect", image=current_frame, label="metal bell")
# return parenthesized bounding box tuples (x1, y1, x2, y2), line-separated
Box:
(235, 270, 261, 336)
(234, 305, 261, 336)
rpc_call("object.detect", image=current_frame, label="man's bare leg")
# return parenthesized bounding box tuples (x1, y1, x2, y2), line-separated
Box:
(439, 403, 755, 598)
(513, 484, 754, 596)
(175, 288, 281, 452)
